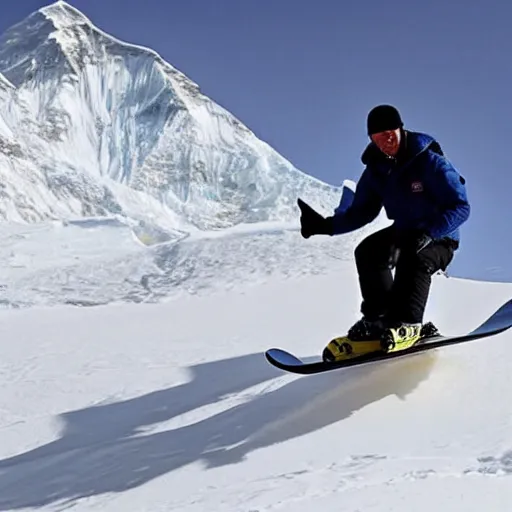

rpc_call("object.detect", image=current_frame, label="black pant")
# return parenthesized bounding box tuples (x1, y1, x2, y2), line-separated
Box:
(354, 226, 457, 324)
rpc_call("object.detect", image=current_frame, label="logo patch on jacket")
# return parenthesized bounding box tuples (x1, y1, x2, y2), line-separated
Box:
(411, 181, 424, 192)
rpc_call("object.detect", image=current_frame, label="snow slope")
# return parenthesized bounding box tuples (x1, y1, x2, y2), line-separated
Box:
(0, 222, 511, 511)
(0, 190, 386, 308)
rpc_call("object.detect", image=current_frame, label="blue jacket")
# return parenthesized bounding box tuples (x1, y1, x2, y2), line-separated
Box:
(331, 131, 470, 244)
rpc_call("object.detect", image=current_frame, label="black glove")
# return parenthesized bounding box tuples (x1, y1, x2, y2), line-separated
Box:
(297, 198, 334, 238)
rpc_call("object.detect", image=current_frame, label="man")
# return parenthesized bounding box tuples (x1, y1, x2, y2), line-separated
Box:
(298, 105, 470, 361)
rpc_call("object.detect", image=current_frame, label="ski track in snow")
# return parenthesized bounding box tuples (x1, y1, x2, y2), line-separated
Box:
(180, 454, 512, 511)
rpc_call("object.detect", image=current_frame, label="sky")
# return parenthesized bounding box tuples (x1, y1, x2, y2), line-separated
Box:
(0, 0, 511, 282)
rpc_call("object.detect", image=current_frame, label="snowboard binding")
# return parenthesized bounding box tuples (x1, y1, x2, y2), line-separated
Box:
(322, 321, 441, 362)
(379, 321, 440, 352)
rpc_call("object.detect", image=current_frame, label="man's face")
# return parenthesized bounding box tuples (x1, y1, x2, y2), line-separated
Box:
(371, 129, 401, 157)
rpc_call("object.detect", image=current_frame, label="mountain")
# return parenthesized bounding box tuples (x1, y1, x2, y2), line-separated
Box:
(0, 1, 390, 309)
(0, 0, 345, 239)
(0, 230, 511, 510)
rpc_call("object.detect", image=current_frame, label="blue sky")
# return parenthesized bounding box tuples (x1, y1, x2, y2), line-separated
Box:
(1, 0, 511, 282)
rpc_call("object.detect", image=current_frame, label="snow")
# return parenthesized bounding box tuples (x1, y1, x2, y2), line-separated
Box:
(0, 219, 511, 511)
(0, 2, 510, 510)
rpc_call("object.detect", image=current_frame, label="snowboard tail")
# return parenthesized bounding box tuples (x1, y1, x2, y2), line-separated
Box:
(265, 298, 512, 375)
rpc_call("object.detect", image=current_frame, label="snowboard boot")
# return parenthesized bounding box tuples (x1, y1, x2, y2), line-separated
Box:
(322, 319, 441, 362)
(322, 317, 386, 362)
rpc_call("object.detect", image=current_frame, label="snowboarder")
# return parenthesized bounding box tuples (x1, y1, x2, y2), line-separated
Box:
(297, 104, 470, 361)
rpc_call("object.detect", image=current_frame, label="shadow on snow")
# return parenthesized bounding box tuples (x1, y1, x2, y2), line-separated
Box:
(0, 350, 437, 509)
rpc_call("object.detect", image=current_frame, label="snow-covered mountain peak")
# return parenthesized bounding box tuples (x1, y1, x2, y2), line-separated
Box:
(40, 0, 92, 28)
(39, 1, 101, 73)
(0, 2, 350, 237)
(0, 2, 81, 86)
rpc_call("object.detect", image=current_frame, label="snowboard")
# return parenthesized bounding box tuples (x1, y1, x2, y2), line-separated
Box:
(265, 298, 512, 375)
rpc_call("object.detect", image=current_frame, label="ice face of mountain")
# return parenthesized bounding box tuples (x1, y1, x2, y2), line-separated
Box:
(0, 0, 344, 234)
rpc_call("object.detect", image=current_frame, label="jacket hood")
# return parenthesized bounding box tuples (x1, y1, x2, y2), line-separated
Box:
(361, 131, 444, 166)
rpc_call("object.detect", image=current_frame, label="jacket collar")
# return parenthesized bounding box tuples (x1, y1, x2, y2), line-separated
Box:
(361, 131, 444, 167)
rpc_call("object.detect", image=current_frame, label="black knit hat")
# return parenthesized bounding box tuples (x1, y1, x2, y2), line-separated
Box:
(367, 105, 403, 135)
